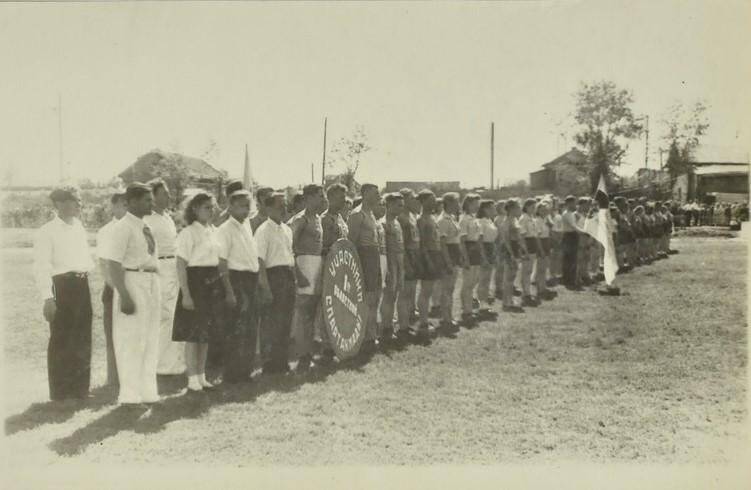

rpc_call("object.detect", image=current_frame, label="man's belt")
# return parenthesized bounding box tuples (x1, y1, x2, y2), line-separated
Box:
(54, 271, 88, 279)
(124, 267, 158, 273)
(158, 255, 175, 260)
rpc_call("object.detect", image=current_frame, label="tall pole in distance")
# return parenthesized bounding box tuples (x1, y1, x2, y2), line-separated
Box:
(58, 93, 64, 183)
(311, 163, 314, 183)
(644, 115, 649, 170)
(321, 117, 327, 185)
(490, 122, 495, 190)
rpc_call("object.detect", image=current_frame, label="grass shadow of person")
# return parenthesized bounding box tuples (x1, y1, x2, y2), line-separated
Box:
(4, 384, 117, 436)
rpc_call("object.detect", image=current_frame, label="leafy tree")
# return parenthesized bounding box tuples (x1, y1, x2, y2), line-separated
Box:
(573, 81, 643, 191)
(328, 126, 371, 193)
(660, 101, 709, 179)
(152, 159, 192, 205)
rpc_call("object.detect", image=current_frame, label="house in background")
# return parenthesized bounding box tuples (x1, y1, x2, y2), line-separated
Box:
(529, 147, 590, 196)
(119, 149, 227, 188)
(672, 147, 749, 203)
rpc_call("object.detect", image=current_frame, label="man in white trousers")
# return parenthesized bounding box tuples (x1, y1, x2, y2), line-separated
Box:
(101, 183, 162, 405)
(144, 179, 185, 375)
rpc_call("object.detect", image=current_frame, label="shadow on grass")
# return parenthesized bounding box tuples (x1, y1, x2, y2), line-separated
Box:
(44, 349, 378, 455)
(4, 384, 117, 436)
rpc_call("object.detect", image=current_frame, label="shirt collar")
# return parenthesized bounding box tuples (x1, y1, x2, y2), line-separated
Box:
(229, 215, 247, 227)
(124, 212, 144, 225)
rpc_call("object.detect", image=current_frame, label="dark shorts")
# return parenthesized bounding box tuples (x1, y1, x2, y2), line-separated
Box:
(465, 241, 483, 266)
(502, 241, 521, 264)
(404, 248, 423, 281)
(539, 237, 552, 256)
(482, 242, 496, 263)
(524, 237, 539, 256)
(446, 243, 462, 268)
(173, 266, 224, 343)
(419, 250, 445, 281)
(357, 246, 382, 292)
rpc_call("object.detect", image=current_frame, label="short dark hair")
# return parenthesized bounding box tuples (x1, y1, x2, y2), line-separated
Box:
(522, 198, 537, 213)
(385, 193, 404, 205)
(352, 197, 363, 208)
(110, 192, 126, 205)
(326, 183, 347, 198)
(291, 192, 305, 208)
(504, 198, 519, 212)
(265, 192, 286, 209)
(228, 190, 252, 205)
(255, 186, 274, 205)
(417, 189, 435, 204)
(399, 188, 415, 199)
(565, 195, 576, 204)
(184, 192, 213, 225)
(225, 180, 244, 196)
(360, 183, 378, 194)
(478, 200, 495, 218)
(441, 192, 459, 210)
(461, 193, 480, 213)
(303, 184, 323, 197)
(148, 178, 168, 196)
(125, 183, 151, 203)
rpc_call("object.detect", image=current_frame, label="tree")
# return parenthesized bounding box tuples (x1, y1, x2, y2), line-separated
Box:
(152, 159, 192, 205)
(328, 126, 371, 193)
(573, 81, 643, 191)
(660, 100, 709, 179)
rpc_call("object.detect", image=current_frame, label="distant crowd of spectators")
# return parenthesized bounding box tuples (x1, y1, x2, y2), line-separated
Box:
(674, 200, 749, 228)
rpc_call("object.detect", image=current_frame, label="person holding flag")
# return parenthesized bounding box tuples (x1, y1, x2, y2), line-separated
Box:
(583, 174, 620, 295)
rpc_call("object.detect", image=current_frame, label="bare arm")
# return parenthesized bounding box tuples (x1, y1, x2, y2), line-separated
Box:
(218, 258, 236, 307)
(106, 259, 135, 314)
(176, 256, 194, 310)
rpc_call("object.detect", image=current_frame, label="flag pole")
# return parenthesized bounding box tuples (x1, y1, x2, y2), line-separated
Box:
(321, 117, 327, 185)
(490, 122, 495, 190)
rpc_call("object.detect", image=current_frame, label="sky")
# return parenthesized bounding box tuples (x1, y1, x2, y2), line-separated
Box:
(1, 1, 749, 189)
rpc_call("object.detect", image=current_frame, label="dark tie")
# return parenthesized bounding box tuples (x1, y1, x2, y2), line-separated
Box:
(143, 226, 156, 255)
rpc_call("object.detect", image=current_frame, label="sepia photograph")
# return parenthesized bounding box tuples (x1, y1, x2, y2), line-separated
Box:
(1, 1, 749, 488)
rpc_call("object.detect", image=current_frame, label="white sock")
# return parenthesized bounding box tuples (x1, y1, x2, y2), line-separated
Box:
(188, 375, 201, 389)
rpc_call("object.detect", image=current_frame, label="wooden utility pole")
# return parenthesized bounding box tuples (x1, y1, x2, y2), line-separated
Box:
(311, 163, 315, 183)
(321, 117, 327, 185)
(58, 93, 64, 183)
(490, 122, 495, 190)
(644, 115, 649, 169)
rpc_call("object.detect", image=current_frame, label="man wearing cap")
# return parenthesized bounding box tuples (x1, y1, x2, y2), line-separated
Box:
(143, 179, 185, 376)
(397, 188, 421, 336)
(33, 187, 95, 401)
(96, 190, 127, 386)
(249, 186, 275, 366)
(101, 183, 162, 405)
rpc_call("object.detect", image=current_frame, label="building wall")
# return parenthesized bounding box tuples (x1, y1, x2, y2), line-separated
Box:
(529, 169, 553, 190)
(697, 174, 748, 195)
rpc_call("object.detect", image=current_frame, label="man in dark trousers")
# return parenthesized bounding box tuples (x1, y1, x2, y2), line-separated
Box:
(560, 195, 585, 290)
(33, 187, 95, 402)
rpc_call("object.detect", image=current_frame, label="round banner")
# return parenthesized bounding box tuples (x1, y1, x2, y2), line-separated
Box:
(321, 239, 366, 360)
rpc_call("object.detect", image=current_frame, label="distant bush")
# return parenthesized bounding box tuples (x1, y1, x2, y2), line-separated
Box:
(1, 188, 116, 229)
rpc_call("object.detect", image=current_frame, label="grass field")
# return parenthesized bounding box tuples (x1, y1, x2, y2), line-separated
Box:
(1, 234, 747, 467)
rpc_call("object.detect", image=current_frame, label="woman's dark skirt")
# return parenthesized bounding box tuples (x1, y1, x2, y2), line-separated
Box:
(465, 240, 483, 266)
(173, 266, 224, 343)
(482, 241, 496, 263)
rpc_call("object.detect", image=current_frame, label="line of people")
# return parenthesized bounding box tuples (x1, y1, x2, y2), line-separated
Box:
(33, 182, 675, 406)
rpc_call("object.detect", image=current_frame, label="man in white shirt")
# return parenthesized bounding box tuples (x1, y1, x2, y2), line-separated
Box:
(255, 193, 296, 375)
(33, 187, 95, 402)
(216, 190, 260, 383)
(100, 183, 162, 405)
(96, 190, 127, 386)
(144, 179, 185, 376)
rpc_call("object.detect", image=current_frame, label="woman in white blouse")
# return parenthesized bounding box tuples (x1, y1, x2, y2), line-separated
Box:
(476, 200, 498, 314)
(172, 192, 223, 392)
